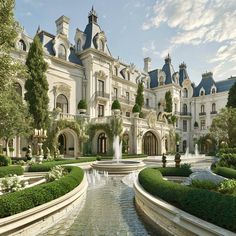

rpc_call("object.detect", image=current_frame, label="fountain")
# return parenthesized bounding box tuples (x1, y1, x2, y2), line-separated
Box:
(91, 135, 145, 174)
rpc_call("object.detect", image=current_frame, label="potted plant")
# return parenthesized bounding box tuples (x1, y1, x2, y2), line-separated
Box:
(132, 104, 140, 118)
(78, 99, 87, 114)
(111, 99, 121, 115)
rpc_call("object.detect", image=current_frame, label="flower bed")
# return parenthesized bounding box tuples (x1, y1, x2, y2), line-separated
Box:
(0, 166, 24, 178)
(139, 168, 236, 232)
(28, 157, 96, 172)
(0, 166, 83, 218)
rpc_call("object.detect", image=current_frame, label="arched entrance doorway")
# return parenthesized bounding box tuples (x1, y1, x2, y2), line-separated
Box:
(97, 133, 107, 154)
(142, 131, 158, 156)
(58, 134, 66, 154)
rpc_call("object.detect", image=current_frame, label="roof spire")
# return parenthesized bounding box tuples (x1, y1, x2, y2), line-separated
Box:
(88, 6, 98, 24)
(36, 25, 41, 34)
(164, 53, 171, 63)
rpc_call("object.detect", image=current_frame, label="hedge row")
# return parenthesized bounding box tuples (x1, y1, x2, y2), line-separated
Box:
(155, 166, 192, 177)
(0, 166, 24, 178)
(28, 157, 96, 172)
(139, 168, 236, 232)
(218, 154, 236, 169)
(0, 166, 84, 218)
(219, 148, 236, 155)
(213, 167, 236, 179)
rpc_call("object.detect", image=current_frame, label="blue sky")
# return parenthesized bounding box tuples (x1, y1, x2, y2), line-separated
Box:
(15, 0, 236, 84)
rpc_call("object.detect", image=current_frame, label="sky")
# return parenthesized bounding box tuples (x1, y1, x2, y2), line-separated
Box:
(15, 0, 236, 84)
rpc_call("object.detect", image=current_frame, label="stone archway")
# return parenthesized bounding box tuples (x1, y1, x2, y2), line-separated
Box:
(142, 131, 160, 156)
(57, 128, 78, 157)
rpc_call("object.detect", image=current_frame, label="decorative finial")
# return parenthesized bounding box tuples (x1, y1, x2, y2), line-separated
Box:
(36, 25, 40, 34)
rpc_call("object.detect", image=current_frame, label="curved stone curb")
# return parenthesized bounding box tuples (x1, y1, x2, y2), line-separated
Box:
(0, 175, 88, 236)
(134, 179, 235, 236)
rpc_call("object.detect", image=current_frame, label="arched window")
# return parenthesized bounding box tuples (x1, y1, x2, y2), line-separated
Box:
(159, 76, 164, 86)
(212, 88, 216, 94)
(183, 88, 188, 98)
(56, 94, 68, 113)
(142, 131, 158, 156)
(99, 40, 105, 51)
(19, 39, 26, 51)
(201, 104, 205, 113)
(183, 104, 187, 114)
(212, 103, 216, 112)
(200, 90, 204, 96)
(14, 83, 22, 97)
(76, 39, 82, 52)
(97, 132, 107, 154)
(58, 44, 66, 60)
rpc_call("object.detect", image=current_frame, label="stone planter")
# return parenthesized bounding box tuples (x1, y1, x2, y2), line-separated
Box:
(133, 112, 139, 118)
(79, 109, 86, 114)
(112, 109, 121, 116)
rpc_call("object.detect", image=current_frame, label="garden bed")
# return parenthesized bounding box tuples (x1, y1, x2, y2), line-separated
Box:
(0, 166, 24, 178)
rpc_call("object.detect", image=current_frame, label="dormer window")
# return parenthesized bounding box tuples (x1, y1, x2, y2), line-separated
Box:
(19, 39, 26, 51)
(159, 76, 164, 86)
(183, 88, 188, 98)
(76, 39, 82, 52)
(211, 88, 216, 94)
(58, 44, 66, 60)
(99, 39, 105, 51)
(200, 90, 205, 96)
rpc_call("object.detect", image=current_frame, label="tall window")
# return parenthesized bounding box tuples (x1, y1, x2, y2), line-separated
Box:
(58, 44, 66, 60)
(114, 87, 118, 99)
(19, 39, 26, 51)
(200, 120, 206, 130)
(126, 92, 130, 101)
(212, 88, 216, 94)
(146, 98, 149, 106)
(97, 133, 107, 154)
(212, 103, 216, 112)
(77, 39, 82, 52)
(201, 104, 205, 113)
(183, 104, 187, 114)
(174, 103, 177, 112)
(183, 88, 188, 98)
(98, 80, 105, 96)
(115, 67, 118, 76)
(98, 104, 104, 117)
(126, 112, 130, 117)
(183, 140, 187, 152)
(56, 94, 68, 113)
(200, 90, 204, 96)
(183, 120, 187, 132)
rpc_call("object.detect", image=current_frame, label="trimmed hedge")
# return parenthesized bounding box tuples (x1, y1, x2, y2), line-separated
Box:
(213, 167, 236, 179)
(139, 168, 236, 232)
(155, 166, 192, 177)
(218, 153, 236, 169)
(0, 166, 84, 218)
(219, 148, 236, 155)
(0, 166, 24, 178)
(28, 157, 96, 172)
(0, 155, 11, 166)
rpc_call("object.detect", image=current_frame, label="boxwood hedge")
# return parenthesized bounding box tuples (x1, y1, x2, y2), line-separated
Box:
(0, 166, 84, 218)
(156, 166, 192, 177)
(28, 157, 96, 172)
(139, 168, 236, 232)
(0, 166, 24, 178)
(213, 166, 236, 179)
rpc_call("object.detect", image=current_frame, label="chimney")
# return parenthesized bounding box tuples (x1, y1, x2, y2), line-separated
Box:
(144, 57, 151, 72)
(55, 15, 70, 38)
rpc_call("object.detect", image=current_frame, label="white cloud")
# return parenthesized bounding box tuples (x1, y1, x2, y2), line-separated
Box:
(142, 40, 160, 57)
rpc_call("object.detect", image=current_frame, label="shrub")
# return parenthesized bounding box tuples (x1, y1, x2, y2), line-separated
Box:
(111, 100, 121, 110)
(0, 166, 24, 178)
(218, 153, 236, 168)
(0, 175, 28, 193)
(45, 166, 67, 182)
(213, 166, 236, 179)
(219, 148, 236, 155)
(155, 166, 192, 177)
(0, 155, 12, 166)
(0, 166, 84, 218)
(132, 104, 140, 113)
(77, 99, 87, 110)
(190, 180, 218, 191)
(139, 168, 236, 232)
(218, 179, 236, 195)
(28, 157, 96, 172)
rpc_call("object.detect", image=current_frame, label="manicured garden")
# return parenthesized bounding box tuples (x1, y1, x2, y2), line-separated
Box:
(139, 167, 236, 232)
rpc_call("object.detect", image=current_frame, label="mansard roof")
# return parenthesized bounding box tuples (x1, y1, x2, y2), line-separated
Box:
(149, 69, 159, 88)
(179, 62, 189, 86)
(216, 77, 236, 92)
(162, 54, 175, 84)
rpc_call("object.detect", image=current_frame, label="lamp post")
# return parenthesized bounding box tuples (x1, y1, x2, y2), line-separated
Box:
(176, 141, 180, 153)
(34, 129, 47, 163)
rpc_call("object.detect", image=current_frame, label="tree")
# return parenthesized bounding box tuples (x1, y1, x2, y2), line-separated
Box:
(210, 108, 236, 148)
(165, 90, 172, 112)
(227, 81, 236, 108)
(135, 82, 144, 110)
(0, 90, 32, 156)
(25, 35, 50, 129)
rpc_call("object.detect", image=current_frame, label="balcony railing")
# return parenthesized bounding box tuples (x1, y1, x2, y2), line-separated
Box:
(199, 112, 206, 116)
(210, 111, 217, 115)
(175, 111, 192, 116)
(95, 91, 110, 99)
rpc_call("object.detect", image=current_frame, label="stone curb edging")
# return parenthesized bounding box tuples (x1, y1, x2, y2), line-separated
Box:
(134, 179, 235, 236)
(0, 175, 88, 236)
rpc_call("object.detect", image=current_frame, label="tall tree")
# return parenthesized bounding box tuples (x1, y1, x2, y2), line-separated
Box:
(164, 90, 172, 112)
(210, 107, 236, 148)
(25, 35, 50, 129)
(135, 82, 144, 110)
(227, 81, 236, 108)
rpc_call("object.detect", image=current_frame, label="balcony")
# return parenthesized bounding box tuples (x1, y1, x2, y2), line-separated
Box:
(210, 111, 217, 115)
(95, 91, 110, 100)
(199, 112, 206, 116)
(143, 104, 155, 110)
(175, 111, 192, 116)
(112, 96, 135, 106)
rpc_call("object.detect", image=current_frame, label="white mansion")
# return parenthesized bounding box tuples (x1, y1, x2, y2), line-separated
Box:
(12, 8, 236, 157)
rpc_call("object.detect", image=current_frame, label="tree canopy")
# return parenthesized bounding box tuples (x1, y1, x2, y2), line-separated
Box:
(227, 81, 236, 108)
(25, 35, 50, 129)
(210, 107, 236, 148)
